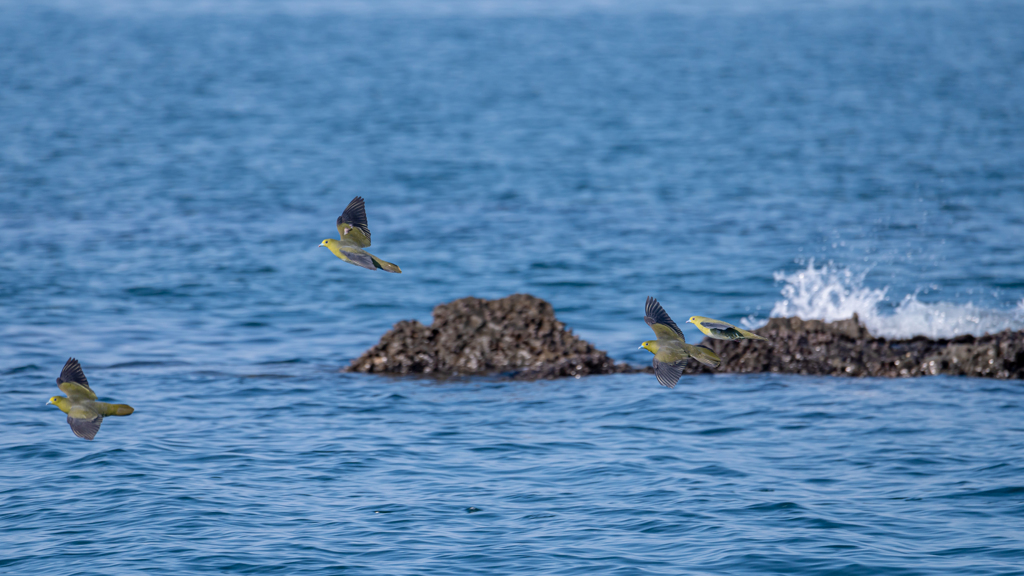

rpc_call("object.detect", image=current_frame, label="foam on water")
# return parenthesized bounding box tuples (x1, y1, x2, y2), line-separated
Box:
(756, 261, 1024, 340)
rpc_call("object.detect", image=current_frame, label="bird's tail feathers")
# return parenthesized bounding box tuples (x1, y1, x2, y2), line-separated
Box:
(371, 256, 402, 274)
(688, 344, 722, 368)
(110, 404, 134, 416)
(737, 328, 768, 341)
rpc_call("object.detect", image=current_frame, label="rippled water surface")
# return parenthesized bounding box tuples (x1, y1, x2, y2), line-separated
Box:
(2, 1, 1024, 574)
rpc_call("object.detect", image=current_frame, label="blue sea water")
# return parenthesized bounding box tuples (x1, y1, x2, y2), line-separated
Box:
(2, 1, 1024, 573)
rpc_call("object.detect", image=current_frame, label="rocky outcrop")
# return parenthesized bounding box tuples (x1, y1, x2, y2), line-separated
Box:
(349, 295, 1024, 380)
(346, 294, 639, 379)
(686, 314, 1024, 379)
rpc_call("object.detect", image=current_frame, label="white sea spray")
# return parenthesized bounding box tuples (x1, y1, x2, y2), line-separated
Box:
(746, 260, 1024, 339)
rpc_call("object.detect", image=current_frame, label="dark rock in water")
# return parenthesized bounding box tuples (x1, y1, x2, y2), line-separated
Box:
(346, 294, 639, 379)
(685, 314, 1024, 379)
(350, 298, 1023, 380)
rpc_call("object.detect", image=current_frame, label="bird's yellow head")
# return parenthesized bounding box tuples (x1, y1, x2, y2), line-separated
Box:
(687, 316, 697, 324)
(47, 396, 69, 412)
(639, 341, 659, 354)
(319, 239, 334, 248)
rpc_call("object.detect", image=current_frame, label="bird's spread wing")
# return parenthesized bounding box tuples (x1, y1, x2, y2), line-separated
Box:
(649, 323, 683, 342)
(645, 297, 685, 340)
(58, 357, 90, 390)
(700, 320, 735, 331)
(67, 414, 103, 440)
(336, 247, 377, 270)
(652, 358, 686, 388)
(59, 381, 97, 401)
(337, 196, 371, 248)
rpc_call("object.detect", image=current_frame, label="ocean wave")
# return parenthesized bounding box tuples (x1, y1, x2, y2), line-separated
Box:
(752, 260, 1024, 340)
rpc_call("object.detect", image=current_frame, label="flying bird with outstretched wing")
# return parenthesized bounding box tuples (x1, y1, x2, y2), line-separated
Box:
(46, 358, 134, 440)
(639, 297, 721, 388)
(320, 196, 401, 273)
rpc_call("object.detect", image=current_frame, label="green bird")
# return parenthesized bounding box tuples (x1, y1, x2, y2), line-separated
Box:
(639, 297, 722, 388)
(687, 316, 768, 341)
(319, 196, 401, 273)
(46, 358, 134, 440)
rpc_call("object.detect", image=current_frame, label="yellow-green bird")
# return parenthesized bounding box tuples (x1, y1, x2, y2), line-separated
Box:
(639, 297, 722, 388)
(319, 196, 401, 273)
(687, 316, 767, 341)
(46, 358, 134, 440)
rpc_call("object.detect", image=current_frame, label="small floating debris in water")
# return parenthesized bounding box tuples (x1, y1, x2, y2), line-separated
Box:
(465, 506, 482, 513)
(373, 510, 392, 514)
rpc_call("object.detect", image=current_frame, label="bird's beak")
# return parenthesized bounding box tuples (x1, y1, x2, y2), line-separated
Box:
(686, 320, 692, 323)
(46, 399, 53, 405)
(638, 345, 644, 349)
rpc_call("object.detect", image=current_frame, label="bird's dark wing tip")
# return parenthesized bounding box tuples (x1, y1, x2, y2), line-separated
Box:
(67, 415, 102, 440)
(643, 297, 684, 337)
(339, 196, 371, 240)
(58, 357, 90, 390)
(653, 358, 685, 388)
(341, 197, 367, 225)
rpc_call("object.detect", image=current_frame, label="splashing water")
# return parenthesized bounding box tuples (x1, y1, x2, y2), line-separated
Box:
(759, 261, 1024, 340)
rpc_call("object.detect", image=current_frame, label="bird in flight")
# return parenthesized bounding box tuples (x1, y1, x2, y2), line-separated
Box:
(687, 316, 767, 341)
(639, 297, 721, 388)
(47, 358, 134, 440)
(320, 196, 401, 273)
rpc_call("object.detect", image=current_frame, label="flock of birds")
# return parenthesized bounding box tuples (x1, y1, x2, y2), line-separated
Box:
(641, 296, 767, 388)
(45, 197, 768, 439)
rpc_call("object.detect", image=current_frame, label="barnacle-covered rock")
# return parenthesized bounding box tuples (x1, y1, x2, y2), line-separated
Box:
(686, 314, 1024, 379)
(346, 294, 638, 379)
